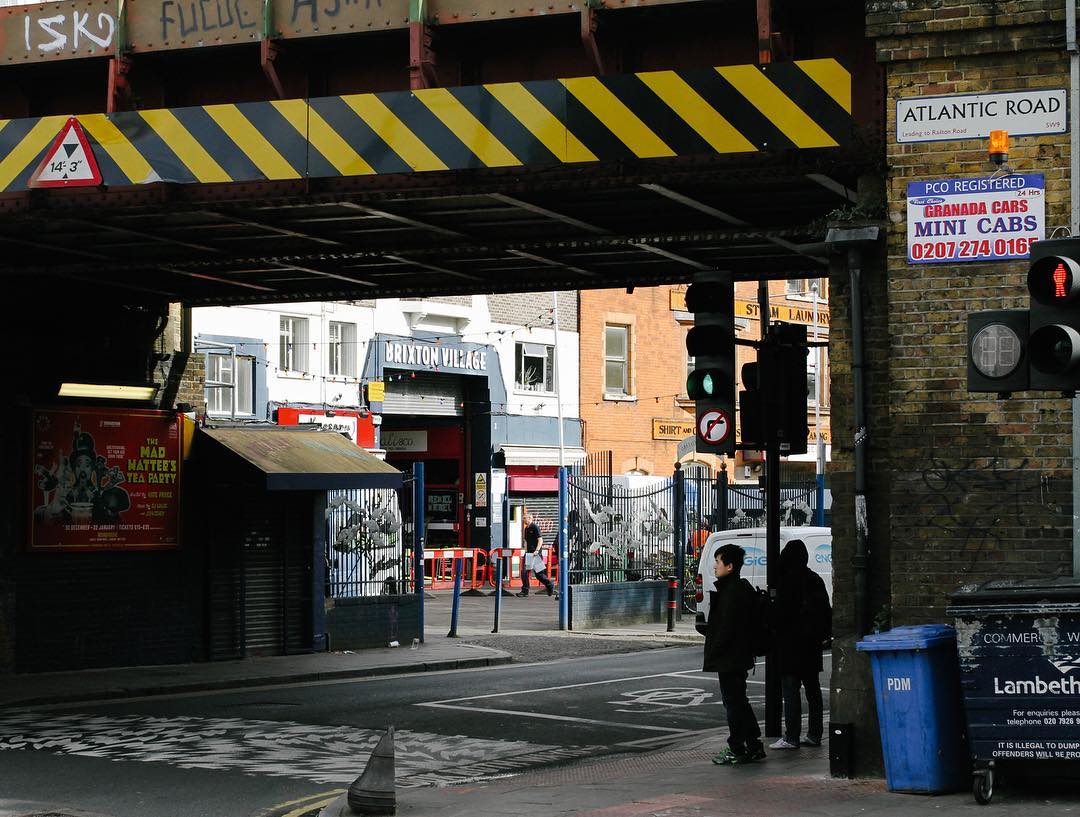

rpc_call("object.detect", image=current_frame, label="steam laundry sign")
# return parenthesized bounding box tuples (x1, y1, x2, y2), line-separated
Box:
(897, 90, 1067, 143)
(907, 174, 1044, 264)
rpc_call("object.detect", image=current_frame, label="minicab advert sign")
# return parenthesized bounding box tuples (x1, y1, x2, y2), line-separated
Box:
(907, 174, 1044, 264)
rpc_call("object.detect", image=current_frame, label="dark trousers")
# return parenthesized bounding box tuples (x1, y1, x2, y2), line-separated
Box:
(717, 671, 762, 753)
(781, 671, 823, 744)
(520, 568, 554, 595)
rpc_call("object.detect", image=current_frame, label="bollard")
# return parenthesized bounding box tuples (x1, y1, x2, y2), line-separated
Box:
(491, 557, 502, 633)
(667, 576, 678, 632)
(448, 557, 463, 638)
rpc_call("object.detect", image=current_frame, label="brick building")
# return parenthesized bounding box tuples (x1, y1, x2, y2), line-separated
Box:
(828, 1, 1075, 774)
(579, 282, 831, 482)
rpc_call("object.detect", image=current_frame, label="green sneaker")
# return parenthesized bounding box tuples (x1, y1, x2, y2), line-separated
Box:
(711, 747, 740, 765)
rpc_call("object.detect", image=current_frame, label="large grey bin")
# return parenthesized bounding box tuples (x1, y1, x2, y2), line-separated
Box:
(947, 577, 1080, 805)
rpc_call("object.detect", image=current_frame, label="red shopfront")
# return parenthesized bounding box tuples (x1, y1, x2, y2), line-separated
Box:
(382, 425, 465, 549)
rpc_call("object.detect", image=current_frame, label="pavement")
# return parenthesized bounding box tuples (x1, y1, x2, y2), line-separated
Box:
(3, 595, 1078, 815)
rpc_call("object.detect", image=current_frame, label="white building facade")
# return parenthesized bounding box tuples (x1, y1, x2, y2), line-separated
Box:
(192, 293, 582, 550)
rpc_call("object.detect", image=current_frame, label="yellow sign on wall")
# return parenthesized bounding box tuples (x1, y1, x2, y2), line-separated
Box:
(368, 381, 385, 402)
(653, 419, 695, 440)
(670, 290, 829, 327)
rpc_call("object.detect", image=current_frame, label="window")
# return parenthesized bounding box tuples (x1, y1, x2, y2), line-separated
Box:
(280, 316, 308, 373)
(808, 348, 830, 408)
(328, 321, 357, 377)
(786, 278, 807, 295)
(515, 342, 555, 392)
(206, 354, 255, 415)
(605, 324, 630, 396)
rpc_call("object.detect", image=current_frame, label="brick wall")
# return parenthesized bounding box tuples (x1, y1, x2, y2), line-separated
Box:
(488, 291, 578, 333)
(579, 286, 691, 474)
(829, 0, 1075, 775)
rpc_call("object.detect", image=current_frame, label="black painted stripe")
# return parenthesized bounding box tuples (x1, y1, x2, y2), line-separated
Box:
(764, 63, 852, 146)
(308, 96, 412, 176)
(679, 67, 797, 152)
(243, 103, 311, 178)
(1, 118, 49, 191)
(449, 85, 559, 167)
(172, 105, 263, 181)
(377, 90, 481, 171)
(107, 111, 198, 184)
(82, 129, 127, 187)
(552, 84, 637, 162)
(601, 73, 711, 156)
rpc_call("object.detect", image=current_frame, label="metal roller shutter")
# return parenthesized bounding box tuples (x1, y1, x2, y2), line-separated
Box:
(383, 371, 463, 416)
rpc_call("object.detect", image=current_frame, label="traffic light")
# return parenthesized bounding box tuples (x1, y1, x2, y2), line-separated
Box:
(739, 360, 764, 448)
(685, 278, 735, 457)
(1028, 238, 1080, 391)
(737, 323, 808, 454)
(768, 323, 809, 455)
(966, 310, 1028, 393)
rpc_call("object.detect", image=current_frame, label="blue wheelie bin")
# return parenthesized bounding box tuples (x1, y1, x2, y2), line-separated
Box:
(856, 624, 969, 793)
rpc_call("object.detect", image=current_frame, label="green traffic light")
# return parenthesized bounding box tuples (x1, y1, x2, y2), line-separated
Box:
(687, 369, 722, 399)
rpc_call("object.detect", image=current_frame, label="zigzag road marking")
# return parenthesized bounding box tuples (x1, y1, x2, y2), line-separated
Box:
(0, 711, 604, 787)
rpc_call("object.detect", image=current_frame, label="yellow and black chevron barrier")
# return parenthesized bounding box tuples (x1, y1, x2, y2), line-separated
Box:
(0, 59, 850, 193)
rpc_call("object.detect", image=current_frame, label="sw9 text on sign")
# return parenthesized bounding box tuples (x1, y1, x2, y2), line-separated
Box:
(907, 174, 1045, 264)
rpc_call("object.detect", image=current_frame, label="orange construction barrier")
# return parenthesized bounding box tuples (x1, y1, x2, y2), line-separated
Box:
(413, 548, 488, 591)
(486, 546, 558, 590)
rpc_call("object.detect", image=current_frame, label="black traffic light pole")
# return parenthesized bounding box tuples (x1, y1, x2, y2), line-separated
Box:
(758, 280, 782, 739)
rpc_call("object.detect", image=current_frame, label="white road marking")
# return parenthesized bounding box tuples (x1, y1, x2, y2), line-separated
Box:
(0, 711, 602, 786)
(419, 702, 688, 733)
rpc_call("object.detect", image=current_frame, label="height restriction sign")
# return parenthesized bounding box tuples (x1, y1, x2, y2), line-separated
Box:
(697, 409, 731, 446)
(29, 118, 102, 188)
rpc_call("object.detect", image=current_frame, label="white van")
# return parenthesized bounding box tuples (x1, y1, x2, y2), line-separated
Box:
(693, 527, 832, 635)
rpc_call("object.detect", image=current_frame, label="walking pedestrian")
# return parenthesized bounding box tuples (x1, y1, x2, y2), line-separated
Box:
(768, 539, 831, 750)
(703, 543, 766, 765)
(517, 512, 555, 597)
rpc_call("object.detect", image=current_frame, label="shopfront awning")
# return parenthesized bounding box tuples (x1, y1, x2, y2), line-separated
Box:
(201, 427, 403, 491)
(497, 444, 588, 467)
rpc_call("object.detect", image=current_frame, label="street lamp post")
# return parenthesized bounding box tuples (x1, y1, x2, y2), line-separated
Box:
(811, 282, 825, 526)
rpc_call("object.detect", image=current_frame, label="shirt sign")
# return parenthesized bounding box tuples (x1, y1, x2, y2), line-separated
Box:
(897, 90, 1067, 143)
(653, 419, 696, 440)
(907, 174, 1045, 264)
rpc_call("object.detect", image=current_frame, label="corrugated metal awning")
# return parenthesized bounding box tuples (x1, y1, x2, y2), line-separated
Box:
(497, 444, 587, 467)
(201, 427, 402, 491)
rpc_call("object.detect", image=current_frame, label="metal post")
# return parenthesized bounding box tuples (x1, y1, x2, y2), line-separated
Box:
(813, 283, 826, 527)
(413, 461, 425, 644)
(448, 557, 462, 638)
(558, 466, 569, 630)
(666, 576, 677, 632)
(849, 246, 869, 637)
(718, 465, 729, 531)
(1071, 0, 1080, 577)
(492, 556, 502, 634)
(673, 462, 686, 610)
(760, 277, 781, 738)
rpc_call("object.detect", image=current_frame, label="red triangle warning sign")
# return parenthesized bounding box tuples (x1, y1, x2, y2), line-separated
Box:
(29, 117, 102, 189)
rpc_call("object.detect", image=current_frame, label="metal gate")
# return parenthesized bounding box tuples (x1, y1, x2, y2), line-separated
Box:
(325, 485, 410, 598)
(567, 475, 677, 584)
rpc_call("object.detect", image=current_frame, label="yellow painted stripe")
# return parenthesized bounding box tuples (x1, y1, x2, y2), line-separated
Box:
(280, 794, 343, 817)
(272, 99, 375, 177)
(412, 87, 522, 168)
(636, 71, 757, 154)
(340, 94, 447, 172)
(79, 114, 156, 184)
(0, 115, 68, 191)
(484, 82, 598, 164)
(204, 103, 301, 180)
(139, 108, 231, 183)
(561, 76, 675, 159)
(717, 65, 837, 148)
(796, 58, 851, 114)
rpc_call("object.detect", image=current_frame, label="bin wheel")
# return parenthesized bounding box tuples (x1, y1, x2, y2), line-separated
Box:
(973, 769, 994, 805)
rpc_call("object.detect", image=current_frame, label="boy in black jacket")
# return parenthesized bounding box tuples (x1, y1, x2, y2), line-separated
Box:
(702, 543, 766, 765)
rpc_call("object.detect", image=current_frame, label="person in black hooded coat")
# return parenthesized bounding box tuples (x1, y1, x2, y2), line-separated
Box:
(768, 539, 831, 750)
